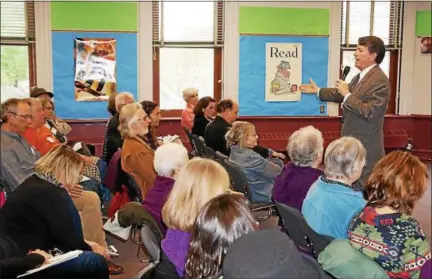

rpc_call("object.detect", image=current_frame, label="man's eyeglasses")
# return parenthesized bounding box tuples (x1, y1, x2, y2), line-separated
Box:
(8, 112, 32, 120)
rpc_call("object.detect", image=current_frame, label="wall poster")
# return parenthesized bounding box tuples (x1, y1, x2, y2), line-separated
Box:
(265, 43, 302, 102)
(74, 38, 116, 101)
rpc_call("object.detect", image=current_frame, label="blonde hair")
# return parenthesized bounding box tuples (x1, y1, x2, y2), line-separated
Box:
(118, 102, 143, 138)
(35, 144, 85, 186)
(162, 158, 230, 232)
(225, 121, 255, 149)
(182, 88, 198, 102)
(41, 98, 52, 109)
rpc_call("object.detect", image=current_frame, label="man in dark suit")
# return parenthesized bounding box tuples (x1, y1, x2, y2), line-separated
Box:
(204, 99, 285, 159)
(300, 36, 390, 190)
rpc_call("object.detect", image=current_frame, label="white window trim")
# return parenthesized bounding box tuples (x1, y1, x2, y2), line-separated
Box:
(34, 2, 53, 91)
(138, 1, 153, 102)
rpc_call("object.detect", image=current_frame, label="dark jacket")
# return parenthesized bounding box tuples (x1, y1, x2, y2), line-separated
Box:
(191, 114, 210, 138)
(273, 163, 323, 211)
(102, 113, 122, 163)
(204, 116, 270, 158)
(0, 175, 92, 255)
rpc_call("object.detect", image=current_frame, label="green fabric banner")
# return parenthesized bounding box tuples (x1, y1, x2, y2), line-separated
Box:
(51, 2, 137, 32)
(416, 11, 432, 36)
(239, 7, 330, 36)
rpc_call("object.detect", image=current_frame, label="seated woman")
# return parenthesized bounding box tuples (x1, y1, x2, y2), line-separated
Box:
(302, 136, 367, 239)
(142, 143, 189, 235)
(158, 158, 231, 277)
(273, 126, 324, 211)
(348, 151, 430, 279)
(120, 103, 157, 199)
(41, 99, 67, 143)
(226, 121, 283, 202)
(184, 193, 258, 279)
(181, 88, 199, 131)
(0, 144, 109, 278)
(191, 96, 216, 137)
(141, 101, 162, 150)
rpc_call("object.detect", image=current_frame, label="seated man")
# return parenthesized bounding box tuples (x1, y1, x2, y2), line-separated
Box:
(0, 98, 39, 195)
(102, 92, 135, 163)
(204, 99, 284, 159)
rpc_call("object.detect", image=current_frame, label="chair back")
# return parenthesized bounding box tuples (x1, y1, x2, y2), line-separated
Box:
(125, 173, 143, 203)
(275, 201, 334, 258)
(190, 134, 206, 156)
(221, 159, 249, 197)
(203, 144, 217, 159)
(140, 225, 162, 263)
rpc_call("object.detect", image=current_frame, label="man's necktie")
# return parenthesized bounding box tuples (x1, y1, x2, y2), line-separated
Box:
(351, 73, 361, 87)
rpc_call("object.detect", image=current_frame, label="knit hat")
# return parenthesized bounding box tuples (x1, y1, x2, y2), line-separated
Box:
(30, 87, 54, 98)
(223, 229, 329, 279)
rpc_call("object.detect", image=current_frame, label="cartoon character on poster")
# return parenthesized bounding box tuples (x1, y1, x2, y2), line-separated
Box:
(265, 43, 302, 102)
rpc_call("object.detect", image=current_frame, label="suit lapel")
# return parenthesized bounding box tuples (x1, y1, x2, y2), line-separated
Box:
(352, 65, 380, 96)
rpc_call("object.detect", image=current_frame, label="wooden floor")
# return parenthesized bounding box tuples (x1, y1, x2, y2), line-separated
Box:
(108, 165, 432, 279)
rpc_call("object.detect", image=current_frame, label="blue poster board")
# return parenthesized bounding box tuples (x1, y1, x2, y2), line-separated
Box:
(52, 31, 137, 119)
(239, 35, 329, 116)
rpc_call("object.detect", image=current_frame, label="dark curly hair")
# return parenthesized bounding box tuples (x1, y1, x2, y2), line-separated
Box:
(140, 101, 160, 150)
(184, 193, 257, 279)
(193, 96, 215, 117)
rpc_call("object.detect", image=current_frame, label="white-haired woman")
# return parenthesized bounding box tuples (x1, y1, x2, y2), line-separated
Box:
(181, 88, 199, 131)
(302, 136, 367, 239)
(273, 126, 324, 211)
(120, 103, 156, 199)
(226, 121, 283, 202)
(142, 143, 189, 235)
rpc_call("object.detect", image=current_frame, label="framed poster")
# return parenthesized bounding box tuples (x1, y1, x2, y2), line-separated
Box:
(265, 43, 302, 102)
(421, 36, 431, 54)
(74, 38, 117, 101)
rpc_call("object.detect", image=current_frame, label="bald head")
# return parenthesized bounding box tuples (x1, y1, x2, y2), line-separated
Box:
(115, 92, 135, 112)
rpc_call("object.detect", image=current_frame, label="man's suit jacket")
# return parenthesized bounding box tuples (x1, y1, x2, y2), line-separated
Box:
(319, 65, 390, 187)
(204, 116, 270, 158)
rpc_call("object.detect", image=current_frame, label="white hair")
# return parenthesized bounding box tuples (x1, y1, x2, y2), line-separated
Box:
(154, 143, 189, 177)
(324, 136, 366, 180)
(182, 88, 198, 102)
(287, 126, 323, 167)
(115, 92, 134, 112)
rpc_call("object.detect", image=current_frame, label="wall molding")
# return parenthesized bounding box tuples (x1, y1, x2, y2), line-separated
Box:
(34, 2, 53, 91)
(137, 2, 153, 102)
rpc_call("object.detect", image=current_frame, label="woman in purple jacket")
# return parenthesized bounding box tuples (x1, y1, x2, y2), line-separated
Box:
(273, 125, 324, 211)
(141, 142, 189, 235)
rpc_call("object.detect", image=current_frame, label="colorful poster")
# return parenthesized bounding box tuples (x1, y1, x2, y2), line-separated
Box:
(421, 36, 432, 54)
(74, 38, 116, 101)
(265, 43, 302, 102)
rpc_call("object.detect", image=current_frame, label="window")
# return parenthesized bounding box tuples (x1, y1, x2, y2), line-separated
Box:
(0, 1, 36, 102)
(340, 1, 403, 114)
(153, 0, 223, 116)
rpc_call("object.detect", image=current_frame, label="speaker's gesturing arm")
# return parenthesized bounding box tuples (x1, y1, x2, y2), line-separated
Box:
(299, 78, 343, 103)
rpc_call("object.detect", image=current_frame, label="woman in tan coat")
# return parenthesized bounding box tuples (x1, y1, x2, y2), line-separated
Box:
(119, 103, 156, 199)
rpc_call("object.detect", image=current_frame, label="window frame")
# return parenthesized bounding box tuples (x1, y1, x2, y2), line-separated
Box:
(0, 1, 37, 91)
(152, 0, 223, 118)
(339, 1, 403, 115)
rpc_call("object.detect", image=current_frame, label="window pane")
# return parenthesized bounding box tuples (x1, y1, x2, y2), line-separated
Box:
(0, 1, 26, 38)
(162, 1, 214, 42)
(159, 48, 213, 110)
(348, 2, 371, 45)
(342, 50, 390, 83)
(0, 45, 29, 102)
(373, 1, 391, 45)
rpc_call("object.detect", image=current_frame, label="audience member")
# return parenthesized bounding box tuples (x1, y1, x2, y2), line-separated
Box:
(0, 98, 39, 195)
(141, 100, 162, 150)
(181, 88, 199, 131)
(302, 136, 367, 239)
(159, 158, 231, 277)
(107, 93, 117, 117)
(191, 96, 215, 137)
(0, 145, 111, 278)
(30, 86, 71, 136)
(102, 92, 134, 163)
(222, 230, 329, 279)
(41, 98, 67, 143)
(226, 121, 283, 202)
(120, 103, 156, 199)
(348, 151, 430, 278)
(142, 143, 189, 234)
(273, 126, 324, 211)
(184, 193, 257, 279)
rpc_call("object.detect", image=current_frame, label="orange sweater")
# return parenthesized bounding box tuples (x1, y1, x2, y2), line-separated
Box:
(22, 126, 60, 156)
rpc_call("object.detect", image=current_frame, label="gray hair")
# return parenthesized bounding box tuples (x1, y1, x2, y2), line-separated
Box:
(182, 88, 198, 102)
(115, 92, 134, 112)
(324, 136, 366, 180)
(287, 126, 323, 167)
(23, 97, 41, 108)
(118, 103, 143, 138)
(154, 143, 189, 177)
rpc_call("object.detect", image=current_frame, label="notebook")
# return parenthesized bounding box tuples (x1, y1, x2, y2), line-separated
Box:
(17, 250, 83, 278)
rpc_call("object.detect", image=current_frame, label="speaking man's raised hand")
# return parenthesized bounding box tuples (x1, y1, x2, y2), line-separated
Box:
(299, 78, 319, 94)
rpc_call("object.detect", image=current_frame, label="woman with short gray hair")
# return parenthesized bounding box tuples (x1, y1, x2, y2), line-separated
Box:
(273, 126, 324, 211)
(181, 88, 199, 131)
(302, 136, 367, 239)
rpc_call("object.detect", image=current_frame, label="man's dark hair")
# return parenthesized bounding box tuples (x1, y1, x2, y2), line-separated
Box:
(216, 99, 234, 113)
(358, 36, 386, 64)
